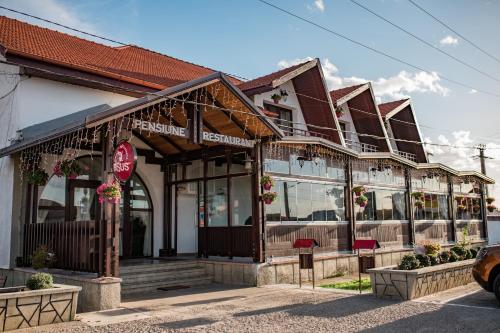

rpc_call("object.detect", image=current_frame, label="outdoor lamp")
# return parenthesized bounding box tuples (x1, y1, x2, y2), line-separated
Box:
(243, 154, 254, 173)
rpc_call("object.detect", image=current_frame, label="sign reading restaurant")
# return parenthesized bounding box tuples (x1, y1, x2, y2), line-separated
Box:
(132, 119, 255, 148)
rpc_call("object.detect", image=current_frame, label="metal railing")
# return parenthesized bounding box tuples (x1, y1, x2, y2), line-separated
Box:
(394, 150, 417, 162)
(345, 139, 378, 153)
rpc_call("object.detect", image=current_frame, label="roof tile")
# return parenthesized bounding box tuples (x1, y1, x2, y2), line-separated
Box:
(238, 61, 311, 92)
(378, 99, 409, 118)
(329, 83, 366, 103)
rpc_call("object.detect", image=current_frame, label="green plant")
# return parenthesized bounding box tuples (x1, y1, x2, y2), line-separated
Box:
(260, 175, 274, 189)
(270, 93, 281, 102)
(321, 278, 371, 291)
(26, 168, 49, 186)
(458, 224, 471, 248)
(465, 249, 473, 260)
(487, 204, 497, 213)
(415, 254, 431, 267)
(414, 200, 424, 209)
(417, 240, 441, 256)
(262, 192, 278, 204)
(53, 159, 82, 179)
(451, 246, 467, 260)
(31, 245, 56, 270)
(411, 191, 424, 200)
(355, 195, 368, 208)
(26, 273, 53, 290)
(398, 254, 420, 270)
(470, 248, 478, 258)
(97, 180, 122, 204)
(352, 185, 366, 196)
(449, 251, 459, 262)
(429, 255, 440, 266)
(439, 251, 450, 263)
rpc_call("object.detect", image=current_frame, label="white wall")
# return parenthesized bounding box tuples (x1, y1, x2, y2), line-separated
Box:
(336, 102, 360, 144)
(252, 81, 308, 134)
(385, 122, 399, 151)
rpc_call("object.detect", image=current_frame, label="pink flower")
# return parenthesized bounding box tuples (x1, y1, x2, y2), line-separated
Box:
(96, 183, 108, 195)
(68, 173, 78, 180)
(98, 196, 105, 204)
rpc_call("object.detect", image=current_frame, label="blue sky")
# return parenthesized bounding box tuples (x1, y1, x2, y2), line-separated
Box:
(2, 0, 500, 194)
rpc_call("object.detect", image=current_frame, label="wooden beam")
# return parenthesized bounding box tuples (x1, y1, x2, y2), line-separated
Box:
(205, 91, 254, 138)
(136, 148, 163, 165)
(132, 130, 167, 158)
(156, 133, 186, 154)
(165, 145, 247, 164)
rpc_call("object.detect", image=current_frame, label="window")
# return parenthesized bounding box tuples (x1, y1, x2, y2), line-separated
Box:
(265, 179, 345, 223)
(231, 176, 252, 226)
(339, 122, 347, 140)
(355, 189, 407, 221)
(206, 178, 228, 226)
(455, 196, 482, 220)
(415, 193, 450, 221)
(265, 103, 293, 135)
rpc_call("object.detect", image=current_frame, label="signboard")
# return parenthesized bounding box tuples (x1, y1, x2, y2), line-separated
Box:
(113, 141, 137, 182)
(132, 119, 255, 148)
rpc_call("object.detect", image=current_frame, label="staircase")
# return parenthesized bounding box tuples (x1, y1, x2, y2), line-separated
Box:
(120, 259, 212, 295)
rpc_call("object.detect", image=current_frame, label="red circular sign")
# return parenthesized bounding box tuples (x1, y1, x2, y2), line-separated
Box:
(113, 141, 137, 182)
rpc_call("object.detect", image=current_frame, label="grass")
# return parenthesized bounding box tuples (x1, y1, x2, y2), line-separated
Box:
(321, 278, 371, 291)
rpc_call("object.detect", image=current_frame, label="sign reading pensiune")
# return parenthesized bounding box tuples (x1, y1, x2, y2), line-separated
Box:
(132, 119, 255, 148)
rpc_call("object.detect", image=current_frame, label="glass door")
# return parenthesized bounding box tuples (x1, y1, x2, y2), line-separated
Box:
(67, 180, 101, 222)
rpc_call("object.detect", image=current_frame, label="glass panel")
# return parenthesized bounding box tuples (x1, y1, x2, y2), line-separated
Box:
(356, 191, 375, 221)
(297, 182, 312, 221)
(73, 187, 98, 221)
(207, 157, 227, 177)
(352, 163, 369, 183)
(129, 177, 150, 209)
(438, 195, 449, 220)
(326, 185, 345, 221)
(37, 209, 64, 223)
(207, 178, 228, 226)
(38, 176, 66, 209)
(231, 176, 252, 226)
(75, 156, 102, 181)
(265, 180, 282, 222)
(264, 158, 289, 174)
(392, 191, 406, 220)
(311, 183, 326, 222)
(130, 211, 152, 257)
(183, 160, 203, 179)
(326, 158, 345, 181)
(230, 153, 248, 174)
(374, 190, 385, 220)
(282, 180, 297, 221)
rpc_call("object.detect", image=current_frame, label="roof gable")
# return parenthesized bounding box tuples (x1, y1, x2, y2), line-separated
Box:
(378, 99, 410, 118)
(329, 83, 368, 105)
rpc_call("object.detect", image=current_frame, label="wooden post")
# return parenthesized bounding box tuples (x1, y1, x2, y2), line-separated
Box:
(449, 175, 458, 244)
(346, 159, 355, 250)
(251, 143, 263, 262)
(203, 151, 209, 258)
(226, 150, 233, 259)
(163, 163, 172, 255)
(406, 168, 415, 245)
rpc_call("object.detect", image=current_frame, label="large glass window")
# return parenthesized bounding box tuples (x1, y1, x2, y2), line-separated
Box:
(231, 176, 252, 226)
(414, 193, 450, 221)
(206, 178, 228, 226)
(265, 179, 345, 223)
(455, 196, 482, 220)
(355, 189, 407, 221)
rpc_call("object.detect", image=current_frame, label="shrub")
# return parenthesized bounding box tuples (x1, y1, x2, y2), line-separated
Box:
(26, 273, 53, 290)
(398, 254, 420, 270)
(439, 251, 450, 263)
(449, 251, 459, 262)
(470, 248, 478, 259)
(429, 255, 440, 266)
(31, 245, 57, 270)
(451, 246, 467, 260)
(416, 254, 431, 268)
(465, 249, 473, 260)
(417, 240, 441, 256)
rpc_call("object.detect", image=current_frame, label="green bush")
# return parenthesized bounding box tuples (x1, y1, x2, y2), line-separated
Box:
(465, 249, 473, 260)
(451, 246, 466, 260)
(470, 248, 478, 259)
(416, 254, 431, 267)
(31, 245, 57, 270)
(26, 273, 53, 290)
(429, 255, 440, 266)
(398, 254, 420, 270)
(449, 251, 459, 262)
(439, 251, 450, 263)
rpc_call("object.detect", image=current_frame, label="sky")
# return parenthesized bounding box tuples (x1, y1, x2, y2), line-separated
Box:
(1, 0, 500, 196)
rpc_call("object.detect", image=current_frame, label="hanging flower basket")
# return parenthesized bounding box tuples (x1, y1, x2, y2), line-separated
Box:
(335, 108, 345, 118)
(270, 93, 281, 104)
(411, 191, 424, 200)
(352, 185, 366, 197)
(261, 192, 278, 205)
(472, 204, 481, 213)
(486, 197, 495, 204)
(487, 204, 496, 213)
(96, 180, 122, 204)
(26, 168, 49, 186)
(457, 204, 466, 213)
(414, 199, 424, 209)
(53, 159, 82, 179)
(355, 195, 368, 208)
(260, 175, 275, 191)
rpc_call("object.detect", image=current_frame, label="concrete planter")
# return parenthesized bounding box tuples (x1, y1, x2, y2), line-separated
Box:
(0, 284, 81, 331)
(368, 259, 475, 300)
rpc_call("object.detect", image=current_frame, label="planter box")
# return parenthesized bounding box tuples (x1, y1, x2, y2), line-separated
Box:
(0, 284, 81, 332)
(368, 259, 475, 300)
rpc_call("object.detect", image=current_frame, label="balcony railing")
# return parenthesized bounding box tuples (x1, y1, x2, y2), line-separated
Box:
(394, 150, 417, 162)
(345, 139, 378, 153)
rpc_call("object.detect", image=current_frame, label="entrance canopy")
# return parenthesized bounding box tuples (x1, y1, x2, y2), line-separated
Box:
(0, 72, 284, 159)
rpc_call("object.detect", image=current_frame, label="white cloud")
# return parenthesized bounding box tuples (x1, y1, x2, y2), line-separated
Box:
(469, 89, 478, 94)
(277, 56, 450, 100)
(307, 0, 325, 12)
(440, 35, 459, 46)
(0, 0, 101, 41)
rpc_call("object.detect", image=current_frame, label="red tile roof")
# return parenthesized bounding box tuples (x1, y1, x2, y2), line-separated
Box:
(0, 16, 241, 89)
(329, 83, 366, 103)
(238, 61, 312, 92)
(378, 99, 409, 118)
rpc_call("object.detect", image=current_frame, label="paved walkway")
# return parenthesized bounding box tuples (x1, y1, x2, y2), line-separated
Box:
(16, 283, 500, 333)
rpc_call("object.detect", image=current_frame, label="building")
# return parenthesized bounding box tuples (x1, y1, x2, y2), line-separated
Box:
(0, 16, 494, 304)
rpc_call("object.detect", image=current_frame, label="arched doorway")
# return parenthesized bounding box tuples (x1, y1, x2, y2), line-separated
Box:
(37, 156, 153, 258)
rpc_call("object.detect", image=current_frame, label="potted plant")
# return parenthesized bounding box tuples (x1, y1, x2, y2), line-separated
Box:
(53, 159, 82, 179)
(472, 204, 481, 213)
(457, 204, 466, 213)
(487, 204, 496, 213)
(270, 93, 281, 104)
(260, 175, 275, 190)
(414, 199, 424, 209)
(262, 192, 278, 205)
(355, 195, 368, 208)
(97, 180, 122, 204)
(411, 191, 424, 200)
(352, 185, 366, 197)
(486, 197, 495, 204)
(26, 168, 49, 186)
(335, 108, 345, 118)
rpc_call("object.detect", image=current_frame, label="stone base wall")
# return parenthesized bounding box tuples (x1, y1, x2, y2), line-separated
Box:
(0, 268, 121, 313)
(368, 259, 475, 300)
(0, 284, 80, 332)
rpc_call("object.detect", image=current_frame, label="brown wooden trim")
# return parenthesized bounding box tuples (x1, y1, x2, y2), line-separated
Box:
(164, 164, 172, 253)
(174, 184, 179, 254)
(132, 130, 167, 158)
(205, 91, 254, 138)
(345, 159, 355, 250)
(156, 133, 186, 153)
(203, 152, 209, 258)
(449, 175, 458, 244)
(226, 151, 233, 258)
(406, 169, 415, 245)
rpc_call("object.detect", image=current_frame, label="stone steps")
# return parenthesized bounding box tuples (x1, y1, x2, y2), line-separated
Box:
(120, 260, 212, 295)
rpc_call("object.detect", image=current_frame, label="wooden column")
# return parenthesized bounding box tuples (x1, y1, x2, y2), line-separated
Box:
(449, 175, 458, 244)
(99, 125, 119, 277)
(226, 150, 233, 259)
(163, 163, 172, 255)
(345, 159, 355, 250)
(406, 168, 415, 245)
(203, 152, 209, 258)
(252, 142, 263, 262)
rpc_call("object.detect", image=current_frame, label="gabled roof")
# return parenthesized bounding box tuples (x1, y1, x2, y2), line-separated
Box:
(0, 16, 241, 89)
(238, 59, 317, 94)
(329, 83, 368, 105)
(378, 99, 410, 119)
